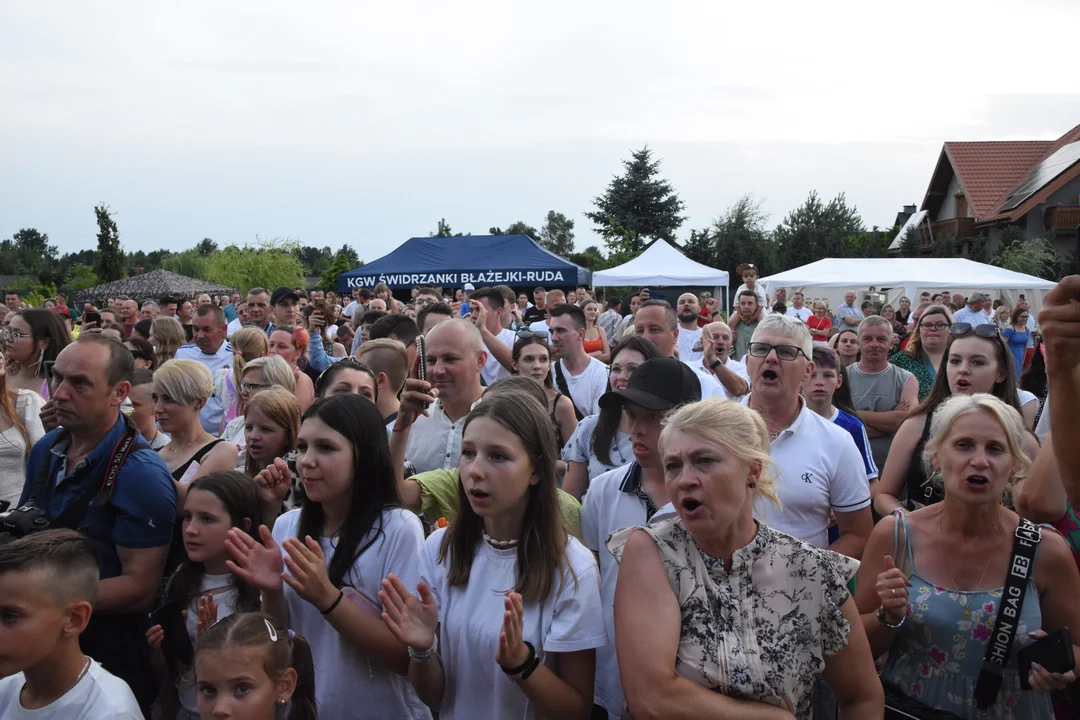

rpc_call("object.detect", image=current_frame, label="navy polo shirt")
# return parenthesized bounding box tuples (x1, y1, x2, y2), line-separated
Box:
(20, 415, 177, 579)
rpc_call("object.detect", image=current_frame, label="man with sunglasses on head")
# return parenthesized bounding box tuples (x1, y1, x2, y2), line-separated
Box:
(951, 291, 993, 327)
(464, 286, 517, 384)
(742, 314, 873, 559)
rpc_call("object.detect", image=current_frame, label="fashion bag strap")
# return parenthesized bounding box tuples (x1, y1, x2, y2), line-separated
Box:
(552, 362, 585, 421)
(972, 517, 1041, 712)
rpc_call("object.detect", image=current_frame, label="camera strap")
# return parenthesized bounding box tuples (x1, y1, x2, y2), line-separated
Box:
(973, 518, 1041, 712)
(30, 418, 148, 531)
(553, 362, 585, 421)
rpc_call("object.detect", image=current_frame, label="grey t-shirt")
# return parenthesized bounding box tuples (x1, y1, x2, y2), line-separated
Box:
(847, 363, 914, 470)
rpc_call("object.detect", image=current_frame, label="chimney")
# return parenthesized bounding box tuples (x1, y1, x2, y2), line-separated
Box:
(904, 204, 917, 214)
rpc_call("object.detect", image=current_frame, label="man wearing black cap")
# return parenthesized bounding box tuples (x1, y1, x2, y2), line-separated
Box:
(580, 357, 701, 720)
(270, 286, 300, 328)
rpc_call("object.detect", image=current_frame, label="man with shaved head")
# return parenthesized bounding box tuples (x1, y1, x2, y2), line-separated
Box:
(402, 319, 486, 473)
(698, 321, 751, 399)
(674, 292, 704, 362)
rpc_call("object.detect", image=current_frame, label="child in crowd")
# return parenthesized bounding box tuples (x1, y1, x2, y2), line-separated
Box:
(0, 530, 143, 719)
(194, 612, 317, 720)
(147, 471, 263, 720)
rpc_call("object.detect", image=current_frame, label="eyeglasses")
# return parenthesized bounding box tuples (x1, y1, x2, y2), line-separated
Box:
(919, 321, 950, 331)
(4, 331, 26, 343)
(609, 364, 641, 378)
(240, 381, 271, 393)
(516, 329, 549, 340)
(951, 322, 1000, 338)
(747, 342, 806, 361)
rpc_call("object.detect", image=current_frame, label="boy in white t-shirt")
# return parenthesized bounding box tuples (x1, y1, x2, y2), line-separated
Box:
(0, 530, 142, 720)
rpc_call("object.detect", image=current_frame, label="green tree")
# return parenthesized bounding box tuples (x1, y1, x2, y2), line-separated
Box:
(93, 204, 125, 282)
(586, 146, 686, 254)
(930, 232, 957, 259)
(204, 238, 306, 292)
(65, 264, 99, 291)
(162, 249, 212, 279)
(197, 238, 219, 256)
(336, 244, 360, 268)
(897, 227, 922, 257)
(489, 222, 539, 241)
(711, 194, 772, 278)
(12, 228, 58, 276)
(566, 245, 608, 271)
(430, 218, 465, 238)
(538, 211, 576, 256)
(994, 236, 1058, 280)
(318, 251, 357, 291)
(682, 227, 714, 265)
(771, 192, 864, 271)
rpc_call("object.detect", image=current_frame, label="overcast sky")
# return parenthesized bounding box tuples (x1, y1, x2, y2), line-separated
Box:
(3, 0, 1079, 260)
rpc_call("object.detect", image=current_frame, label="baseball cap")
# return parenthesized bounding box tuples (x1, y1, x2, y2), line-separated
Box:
(463, 283, 475, 292)
(51, 306, 70, 318)
(736, 263, 757, 276)
(270, 287, 300, 306)
(599, 357, 702, 412)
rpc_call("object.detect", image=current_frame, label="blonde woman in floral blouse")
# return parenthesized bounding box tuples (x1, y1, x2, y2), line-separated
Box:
(608, 398, 883, 720)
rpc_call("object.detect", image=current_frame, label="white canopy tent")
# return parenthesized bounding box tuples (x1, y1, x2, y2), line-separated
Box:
(758, 258, 1056, 314)
(592, 240, 730, 305)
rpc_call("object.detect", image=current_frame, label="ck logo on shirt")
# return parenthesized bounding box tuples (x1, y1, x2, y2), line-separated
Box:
(801, 473, 813, 483)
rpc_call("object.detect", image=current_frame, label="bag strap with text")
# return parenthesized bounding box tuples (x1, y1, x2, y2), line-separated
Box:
(973, 517, 1041, 711)
(553, 362, 585, 421)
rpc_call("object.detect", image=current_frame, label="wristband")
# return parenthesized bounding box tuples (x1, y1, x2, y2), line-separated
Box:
(500, 640, 536, 676)
(518, 652, 542, 681)
(320, 589, 344, 616)
(408, 636, 439, 662)
(877, 604, 907, 629)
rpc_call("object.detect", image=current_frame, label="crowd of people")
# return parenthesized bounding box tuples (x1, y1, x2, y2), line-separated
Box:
(0, 267, 1078, 720)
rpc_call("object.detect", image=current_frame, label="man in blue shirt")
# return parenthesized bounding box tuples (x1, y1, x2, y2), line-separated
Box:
(19, 334, 177, 712)
(175, 304, 233, 433)
(952, 292, 993, 327)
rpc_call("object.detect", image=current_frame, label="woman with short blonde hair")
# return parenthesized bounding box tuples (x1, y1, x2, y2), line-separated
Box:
(609, 397, 883, 719)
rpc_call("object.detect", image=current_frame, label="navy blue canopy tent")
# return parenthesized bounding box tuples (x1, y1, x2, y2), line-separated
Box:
(337, 235, 592, 292)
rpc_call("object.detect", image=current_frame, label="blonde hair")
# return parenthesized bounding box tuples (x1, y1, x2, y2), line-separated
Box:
(660, 398, 781, 509)
(923, 393, 1031, 493)
(240, 355, 296, 393)
(230, 327, 269, 381)
(243, 387, 301, 478)
(354, 338, 409, 393)
(150, 317, 187, 364)
(153, 359, 214, 407)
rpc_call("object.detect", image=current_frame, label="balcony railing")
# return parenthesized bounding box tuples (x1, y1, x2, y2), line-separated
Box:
(919, 217, 976, 247)
(1046, 206, 1080, 232)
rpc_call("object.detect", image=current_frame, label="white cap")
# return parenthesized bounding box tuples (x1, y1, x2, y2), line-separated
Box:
(463, 283, 475, 291)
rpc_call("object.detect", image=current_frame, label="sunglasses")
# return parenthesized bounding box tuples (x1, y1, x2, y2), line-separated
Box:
(516, 329, 549, 340)
(951, 322, 1000, 338)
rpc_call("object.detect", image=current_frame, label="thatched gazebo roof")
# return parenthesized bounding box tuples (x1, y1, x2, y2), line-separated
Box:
(70, 269, 236, 304)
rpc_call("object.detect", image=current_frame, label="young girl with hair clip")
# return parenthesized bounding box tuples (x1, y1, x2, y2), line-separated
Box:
(226, 394, 432, 719)
(216, 326, 270, 432)
(511, 335, 577, 459)
(195, 613, 317, 720)
(242, 387, 302, 525)
(147, 471, 263, 720)
(380, 393, 605, 720)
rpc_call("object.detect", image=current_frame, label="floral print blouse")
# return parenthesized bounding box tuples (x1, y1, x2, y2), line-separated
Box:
(607, 519, 859, 720)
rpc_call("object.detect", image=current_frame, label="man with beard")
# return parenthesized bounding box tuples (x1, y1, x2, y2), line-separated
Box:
(674, 292, 704, 362)
(742, 313, 872, 557)
(846, 315, 918, 470)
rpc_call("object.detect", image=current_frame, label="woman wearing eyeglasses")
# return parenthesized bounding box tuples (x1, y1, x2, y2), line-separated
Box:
(561, 337, 661, 500)
(214, 327, 269, 433)
(219, 356, 297, 463)
(3, 309, 71, 397)
(888, 303, 953, 401)
(873, 323, 1039, 516)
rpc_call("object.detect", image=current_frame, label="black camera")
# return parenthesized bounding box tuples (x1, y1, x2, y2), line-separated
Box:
(0, 503, 51, 546)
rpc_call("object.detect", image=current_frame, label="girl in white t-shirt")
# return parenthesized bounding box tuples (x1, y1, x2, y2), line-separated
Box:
(379, 393, 606, 720)
(146, 471, 263, 720)
(194, 612, 317, 720)
(226, 394, 431, 719)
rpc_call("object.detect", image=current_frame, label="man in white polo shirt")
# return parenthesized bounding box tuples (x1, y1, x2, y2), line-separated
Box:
(743, 313, 872, 557)
(580, 357, 702, 720)
(403, 319, 486, 473)
(549, 303, 609, 418)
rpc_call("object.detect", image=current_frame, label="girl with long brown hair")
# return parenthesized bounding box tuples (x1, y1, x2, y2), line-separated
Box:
(378, 393, 604, 720)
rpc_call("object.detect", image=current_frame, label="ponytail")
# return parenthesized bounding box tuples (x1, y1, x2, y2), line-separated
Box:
(286, 633, 317, 720)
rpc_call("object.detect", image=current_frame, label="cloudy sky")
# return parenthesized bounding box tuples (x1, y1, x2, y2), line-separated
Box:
(3, 0, 1079, 260)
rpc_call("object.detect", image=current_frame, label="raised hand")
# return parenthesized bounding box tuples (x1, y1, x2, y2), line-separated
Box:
(876, 555, 911, 624)
(146, 624, 164, 649)
(196, 594, 219, 641)
(1039, 275, 1080, 373)
(254, 458, 292, 508)
(281, 536, 337, 611)
(225, 525, 284, 594)
(379, 573, 439, 652)
(495, 591, 531, 669)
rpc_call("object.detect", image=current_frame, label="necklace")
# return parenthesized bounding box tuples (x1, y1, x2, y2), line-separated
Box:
(750, 397, 798, 441)
(25, 656, 91, 707)
(483, 532, 519, 550)
(937, 511, 999, 591)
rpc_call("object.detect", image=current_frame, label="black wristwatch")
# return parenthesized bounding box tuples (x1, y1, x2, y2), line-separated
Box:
(709, 358, 723, 370)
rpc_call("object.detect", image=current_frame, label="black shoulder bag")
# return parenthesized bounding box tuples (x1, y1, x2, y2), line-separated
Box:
(884, 518, 1042, 719)
(552, 361, 585, 421)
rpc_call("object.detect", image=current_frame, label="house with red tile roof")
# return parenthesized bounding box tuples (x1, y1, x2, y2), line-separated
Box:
(899, 122, 1080, 258)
